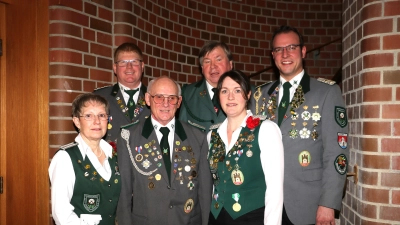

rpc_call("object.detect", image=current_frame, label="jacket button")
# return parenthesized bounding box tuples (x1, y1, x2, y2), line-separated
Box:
(167, 185, 171, 189)
(169, 205, 173, 209)
(109, 199, 112, 202)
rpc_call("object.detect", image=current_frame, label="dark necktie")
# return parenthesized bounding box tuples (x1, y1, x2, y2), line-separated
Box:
(278, 82, 292, 126)
(211, 88, 221, 115)
(159, 127, 171, 181)
(124, 89, 138, 120)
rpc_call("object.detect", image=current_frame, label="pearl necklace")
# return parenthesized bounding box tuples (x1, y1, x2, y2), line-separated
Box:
(94, 148, 103, 158)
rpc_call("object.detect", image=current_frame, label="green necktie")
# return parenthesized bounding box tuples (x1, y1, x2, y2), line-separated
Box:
(278, 82, 292, 126)
(159, 127, 171, 181)
(211, 88, 221, 115)
(124, 89, 138, 119)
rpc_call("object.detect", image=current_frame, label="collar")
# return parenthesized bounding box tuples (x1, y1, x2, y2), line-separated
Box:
(217, 110, 252, 134)
(119, 82, 142, 91)
(75, 134, 113, 159)
(142, 116, 187, 141)
(205, 81, 215, 99)
(280, 70, 304, 88)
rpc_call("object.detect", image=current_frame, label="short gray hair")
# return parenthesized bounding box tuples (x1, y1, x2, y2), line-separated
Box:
(147, 76, 181, 96)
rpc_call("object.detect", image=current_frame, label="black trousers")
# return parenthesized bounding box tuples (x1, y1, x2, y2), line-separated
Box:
(282, 205, 315, 225)
(208, 207, 265, 225)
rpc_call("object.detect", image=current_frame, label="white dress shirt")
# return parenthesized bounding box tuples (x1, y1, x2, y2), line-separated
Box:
(206, 80, 215, 100)
(151, 117, 175, 161)
(48, 134, 113, 225)
(207, 110, 284, 225)
(278, 69, 304, 105)
(119, 82, 142, 105)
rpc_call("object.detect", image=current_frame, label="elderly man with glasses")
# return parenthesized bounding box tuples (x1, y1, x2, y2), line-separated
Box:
(94, 42, 150, 144)
(116, 76, 212, 225)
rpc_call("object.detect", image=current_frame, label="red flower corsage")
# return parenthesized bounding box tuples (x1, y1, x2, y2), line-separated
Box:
(246, 116, 260, 130)
(109, 141, 117, 157)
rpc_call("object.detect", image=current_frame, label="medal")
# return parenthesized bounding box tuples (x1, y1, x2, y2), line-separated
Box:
(246, 150, 253, 157)
(232, 193, 241, 212)
(231, 169, 244, 185)
(108, 123, 112, 129)
(155, 174, 161, 181)
(214, 202, 219, 209)
(148, 182, 155, 189)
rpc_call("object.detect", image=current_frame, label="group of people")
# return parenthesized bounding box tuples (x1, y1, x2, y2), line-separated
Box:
(48, 25, 348, 225)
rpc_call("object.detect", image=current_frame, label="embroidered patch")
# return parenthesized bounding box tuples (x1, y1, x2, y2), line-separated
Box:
(184, 198, 194, 213)
(298, 150, 311, 167)
(337, 133, 348, 149)
(335, 106, 348, 128)
(83, 194, 100, 212)
(334, 154, 347, 175)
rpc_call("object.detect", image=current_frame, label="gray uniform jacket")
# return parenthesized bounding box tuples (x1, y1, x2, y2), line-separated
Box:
(179, 79, 226, 132)
(251, 73, 348, 224)
(117, 117, 212, 225)
(94, 83, 150, 143)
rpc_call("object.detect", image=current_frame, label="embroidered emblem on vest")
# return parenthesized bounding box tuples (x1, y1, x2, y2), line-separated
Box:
(83, 194, 100, 212)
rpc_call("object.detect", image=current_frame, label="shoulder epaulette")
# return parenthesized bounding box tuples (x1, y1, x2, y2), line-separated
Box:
(317, 78, 336, 85)
(209, 123, 222, 130)
(120, 120, 140, 129)
(59, 142, 78, 150)
(94, 85, 112, 91)
(256, 80, 273, 89)
(187, 120, 206, 131)
(252, 115, 268, 121)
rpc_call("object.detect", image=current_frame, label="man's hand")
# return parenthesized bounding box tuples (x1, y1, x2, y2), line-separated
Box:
(316, 206, 335, 225)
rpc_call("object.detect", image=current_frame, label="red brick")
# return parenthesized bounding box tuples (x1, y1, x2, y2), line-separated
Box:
(363, 155, 390, 169)
(361, 71, 380, 86)
(360, 203, 377, 220)
(90, 43, 112, 58)
(382, 105, 400, 118)
(363, 53, 394, 68)
(360, 36, 380, 52)
(384, 1, 400, 16)
(380, 206, 400, 221)
(393, 156, 400, 171)
(383, 35, 400, 50)
(99, 7, 112, 22)
(84, 2, 97, 16)
(49, 64, 89, 79)
(90, 17, 112, 33)
(360, 105, 380, 119)
(49, 119, 75, 132)
(49, 23, 82, 38)
(89, 69, 113, 82)
(50, 0, 83, 11)
(383, 70, 400, 84)
(49, 50, 82, 64)
(363, 87, 392, 102)
(397, 87, 400, 101)
(84, 54, 96, 67)
(49, 8, 89, 26)
(49, 36, 88, 52)
(393, 190, 400, 204)
(360, 170, 378, 185)
(49, 105, 74, 117)
(84, 81, 98, 93)
(381, 138, 400, 153)
(363, 19, 393, 36)
(360, 138, 378, 152)
(49, 133, 77, 146)
(382, 173, 400, 187)
(394, 122, 400, 135)
(362, 187, 389, 204)
(363, 121, 391, 135)
(361, 3, 382, 21)
(49, 78, 82, 91)
(83, 28, 96, 42)
(96, 32, 112, 46)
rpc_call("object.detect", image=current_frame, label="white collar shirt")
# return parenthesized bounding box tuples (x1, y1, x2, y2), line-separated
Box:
(278, 70, 304, 105)
(151, 117, 175, 161)
(119, 82, 142, 105)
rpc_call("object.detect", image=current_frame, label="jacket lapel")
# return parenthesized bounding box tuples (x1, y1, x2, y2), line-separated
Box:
(281, 73, 309, 125)
(197, 80, 217, 114)
(109, 84, 131, 122)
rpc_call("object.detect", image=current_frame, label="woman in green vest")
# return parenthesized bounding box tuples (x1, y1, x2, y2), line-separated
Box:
(207, 70, 284, 225)
(49, 93, 121, 225)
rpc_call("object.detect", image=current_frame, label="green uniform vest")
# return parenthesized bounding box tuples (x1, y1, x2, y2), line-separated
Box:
(208, 125, 266, 220)
(66, 146, 121, 225)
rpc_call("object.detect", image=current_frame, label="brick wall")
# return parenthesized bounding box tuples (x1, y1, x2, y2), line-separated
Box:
(48, 0, 342, 223)
(342, 0, 400, 224)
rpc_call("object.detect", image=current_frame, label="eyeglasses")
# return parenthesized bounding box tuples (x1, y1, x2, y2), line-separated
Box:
(115, 59, 142, 67)
(79, 114, 109, 121)
(272, 44, 301, 54)
(149, 94, 180, 105)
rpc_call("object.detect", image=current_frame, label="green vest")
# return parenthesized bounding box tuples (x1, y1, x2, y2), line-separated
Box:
(208, 125, 266, 220)
(66, 146, 121, 225)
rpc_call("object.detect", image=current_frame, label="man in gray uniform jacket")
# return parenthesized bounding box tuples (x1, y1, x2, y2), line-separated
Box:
(117, 76, 212, 225)
(94, 42, 150, 144)
(251, 25, 348, 224)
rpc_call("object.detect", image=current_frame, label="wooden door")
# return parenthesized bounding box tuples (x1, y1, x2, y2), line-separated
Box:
(0, 0, 49, 224)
